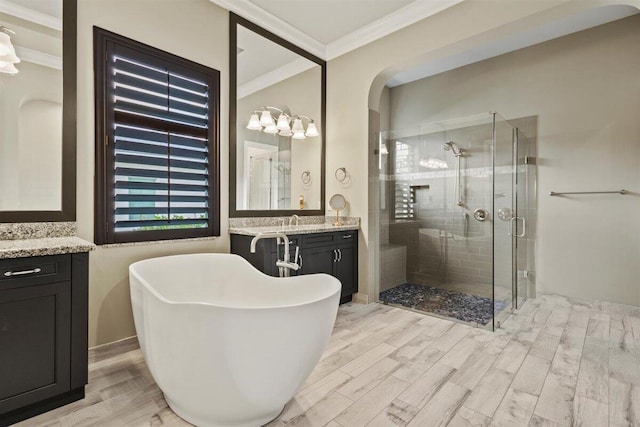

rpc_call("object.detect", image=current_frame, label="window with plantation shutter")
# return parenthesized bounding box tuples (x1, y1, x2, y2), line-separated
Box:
(94, 27, 220, 244)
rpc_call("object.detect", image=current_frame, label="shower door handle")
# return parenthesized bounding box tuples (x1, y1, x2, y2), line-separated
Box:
(509, 217, 526, 237)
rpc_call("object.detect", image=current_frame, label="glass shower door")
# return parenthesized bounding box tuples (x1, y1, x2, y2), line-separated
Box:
(493, 114, 532, 328)
(514, 128, 530, 309)
(493, 113, 515, 328)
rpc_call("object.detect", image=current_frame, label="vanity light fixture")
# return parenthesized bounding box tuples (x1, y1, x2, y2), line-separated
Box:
(276, 112, 291, 131)
(263, 124, 279, 134)
(259, 110, 275, 127)
(0, 26, 20, 74)
(247, 113, 262, 130)
(247, 106, 320, 140)
(305, 121, 319, 138)
(291, 117, 305, 140)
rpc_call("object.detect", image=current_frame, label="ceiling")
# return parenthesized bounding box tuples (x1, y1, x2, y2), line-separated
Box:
(245, 0, 414, 45)
(211, 0, 463, 59)
(4, 0, 61, 19)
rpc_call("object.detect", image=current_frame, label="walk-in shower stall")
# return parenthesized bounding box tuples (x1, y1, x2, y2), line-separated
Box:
(374, 112, 536, 330)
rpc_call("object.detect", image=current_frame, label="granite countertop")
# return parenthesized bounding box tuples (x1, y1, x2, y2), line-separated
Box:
(0, 236, 96, 259)
(229, 222, 359, 237)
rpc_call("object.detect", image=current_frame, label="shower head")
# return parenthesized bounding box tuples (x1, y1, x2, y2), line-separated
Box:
(443, 141, 463, 156)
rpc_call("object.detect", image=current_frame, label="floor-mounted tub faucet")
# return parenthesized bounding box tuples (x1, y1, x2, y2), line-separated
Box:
(250, 232, 300, 277)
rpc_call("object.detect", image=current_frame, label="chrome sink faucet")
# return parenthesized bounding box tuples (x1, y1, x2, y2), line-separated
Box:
(288, 214, 299, 227)
(250, 232, 300, 277)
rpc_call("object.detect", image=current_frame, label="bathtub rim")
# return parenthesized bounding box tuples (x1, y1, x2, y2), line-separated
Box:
(129, 253, 341, 311)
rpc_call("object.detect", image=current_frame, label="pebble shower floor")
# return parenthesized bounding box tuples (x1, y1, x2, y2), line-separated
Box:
(379, 283, 508, 325)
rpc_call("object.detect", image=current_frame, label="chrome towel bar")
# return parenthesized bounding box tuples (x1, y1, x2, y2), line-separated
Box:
(549, 190, 627, 196)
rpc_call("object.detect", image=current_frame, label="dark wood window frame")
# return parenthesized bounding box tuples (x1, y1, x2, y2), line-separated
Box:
(94, 27, 220, 245)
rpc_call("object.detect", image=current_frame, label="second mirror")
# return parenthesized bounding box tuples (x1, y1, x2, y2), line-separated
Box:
(231, 14, 326, 216)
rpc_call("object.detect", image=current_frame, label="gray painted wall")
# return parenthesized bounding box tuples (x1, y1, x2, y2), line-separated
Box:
(387, 15, 640, 306)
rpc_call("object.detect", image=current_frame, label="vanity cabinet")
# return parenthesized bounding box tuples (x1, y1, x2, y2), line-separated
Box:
(231, 230, 358, 304)
(0, 253, 88, 426)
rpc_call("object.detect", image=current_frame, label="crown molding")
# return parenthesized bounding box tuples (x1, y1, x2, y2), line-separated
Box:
(0, 0, 62, 31)
(15, 46, 62, 70)
(209, 0, 325, 58)
(238, 57, 316, 99)
(325, 0, 464, 59)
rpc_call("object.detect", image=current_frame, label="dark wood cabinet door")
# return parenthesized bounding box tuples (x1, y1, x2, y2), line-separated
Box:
(0, 281, 71, 414)
(335, 245, 357, 297)
(301, 246, 335, 276)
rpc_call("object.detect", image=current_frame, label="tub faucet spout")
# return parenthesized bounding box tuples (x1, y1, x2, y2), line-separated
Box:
(250, 232, 300, 277)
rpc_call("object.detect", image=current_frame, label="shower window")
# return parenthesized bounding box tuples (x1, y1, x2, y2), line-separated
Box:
(394, 140, 415, 219)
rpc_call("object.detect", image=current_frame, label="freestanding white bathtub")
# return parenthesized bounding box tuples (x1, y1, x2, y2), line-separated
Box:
(129, 253, 341, 427)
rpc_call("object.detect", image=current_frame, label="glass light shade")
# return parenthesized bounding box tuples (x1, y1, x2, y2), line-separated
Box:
(276, 113, 290, 131)
(279, 129, 293, 137)
(0, 51, 19, 65)
(305, 121, 319, 137)
(0, 62, 18, 74)
(292, 131, 306, 140)
(263, 124, 278, 134)
(0, 33, 12, 56)
(291, 117, 304, 133)
(246, 113, 262, 130)
(259, 110, 274, 127)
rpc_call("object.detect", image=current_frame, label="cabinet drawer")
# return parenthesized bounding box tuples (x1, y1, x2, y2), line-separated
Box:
(336, 230, 357, 244)
(303, 233, 336, 248)
(0, 255, 71, 290)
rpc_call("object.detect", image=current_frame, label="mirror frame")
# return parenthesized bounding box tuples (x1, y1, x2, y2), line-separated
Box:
(0, 0, 77, 223)
(229, 12, 326, 217)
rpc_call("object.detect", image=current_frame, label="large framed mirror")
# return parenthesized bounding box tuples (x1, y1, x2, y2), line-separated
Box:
(230, 13, 325, 217)
(0, 0, 76, 222)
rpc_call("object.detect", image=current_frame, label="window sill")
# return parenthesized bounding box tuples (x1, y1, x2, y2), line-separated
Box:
(100, 235, 220, 249)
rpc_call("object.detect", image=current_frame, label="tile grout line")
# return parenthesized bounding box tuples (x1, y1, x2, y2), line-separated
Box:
(530, 301, 561, 421)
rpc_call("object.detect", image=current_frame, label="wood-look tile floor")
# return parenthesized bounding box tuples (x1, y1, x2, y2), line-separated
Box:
(14, 294, 640, 427)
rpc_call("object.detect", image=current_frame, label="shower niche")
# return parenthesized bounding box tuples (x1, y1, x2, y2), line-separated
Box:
(374, 112, 536, 330)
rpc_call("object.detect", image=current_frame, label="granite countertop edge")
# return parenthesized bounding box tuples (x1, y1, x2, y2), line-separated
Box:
(229, 223, 359, 237)
(0, 236, 96, 260)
